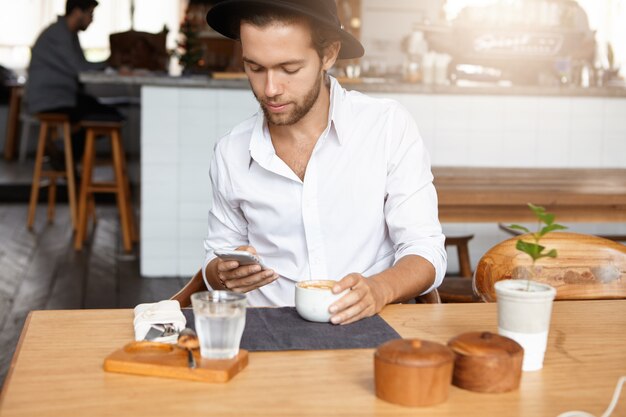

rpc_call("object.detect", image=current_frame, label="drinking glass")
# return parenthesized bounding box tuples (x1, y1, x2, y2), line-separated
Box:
(191, 291, 247, 359)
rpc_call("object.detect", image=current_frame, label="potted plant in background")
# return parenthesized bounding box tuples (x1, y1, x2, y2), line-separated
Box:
(495, 203, 567, 371)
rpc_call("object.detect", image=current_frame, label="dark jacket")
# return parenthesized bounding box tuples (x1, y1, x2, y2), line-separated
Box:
(25, 16, 105, 114)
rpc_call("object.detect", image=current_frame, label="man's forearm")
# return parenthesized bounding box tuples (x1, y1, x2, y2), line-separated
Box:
(369, 255, 436, 304)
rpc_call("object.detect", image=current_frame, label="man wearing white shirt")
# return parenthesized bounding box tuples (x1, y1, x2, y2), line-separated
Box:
(202, 0, 447, 324)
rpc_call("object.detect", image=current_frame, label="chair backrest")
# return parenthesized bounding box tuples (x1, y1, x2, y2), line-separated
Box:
(172, 270, 441, 306)
(414, 289, 441, 304)
(473, 232, 626, 302)
(171, 269, 205, 308)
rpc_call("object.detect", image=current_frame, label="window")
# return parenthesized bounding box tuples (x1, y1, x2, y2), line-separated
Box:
(0, 0, 183, 70)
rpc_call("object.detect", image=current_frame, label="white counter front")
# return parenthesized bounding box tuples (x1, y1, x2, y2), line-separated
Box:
(140, 83, 626, 277)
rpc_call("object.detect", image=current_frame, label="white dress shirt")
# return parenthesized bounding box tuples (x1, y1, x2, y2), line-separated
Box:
(203, 76, 447, 306)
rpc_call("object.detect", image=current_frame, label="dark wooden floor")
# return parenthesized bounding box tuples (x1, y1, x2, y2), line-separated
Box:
(0, 203, 187, 389)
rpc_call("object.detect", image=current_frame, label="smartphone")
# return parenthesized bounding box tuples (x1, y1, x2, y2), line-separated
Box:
(214, 249, 265, 269)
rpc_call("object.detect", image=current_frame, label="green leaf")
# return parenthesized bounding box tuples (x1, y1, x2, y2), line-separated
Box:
(528, 203, 554, 225)
(538, 223, 568, 237)
(516, 240, 545, 261)
(528, 203, 545, 217)
(515, 203, 563, 264)
(545, 249, 558, 258)
(538, 212, 555, 225)
(508, 224, 530, 233)
(535, 249, 558, 260)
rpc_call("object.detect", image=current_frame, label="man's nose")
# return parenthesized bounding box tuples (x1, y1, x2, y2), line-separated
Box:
(264, 71, 282, 98)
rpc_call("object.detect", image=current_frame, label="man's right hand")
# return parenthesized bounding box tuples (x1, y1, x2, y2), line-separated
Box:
(213, 246, 278, 293)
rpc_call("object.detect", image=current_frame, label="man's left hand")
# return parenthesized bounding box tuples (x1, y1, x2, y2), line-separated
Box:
(328, 273, 387, 325)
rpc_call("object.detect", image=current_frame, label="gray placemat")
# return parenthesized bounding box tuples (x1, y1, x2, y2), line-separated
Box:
(182, 307, 400, 351)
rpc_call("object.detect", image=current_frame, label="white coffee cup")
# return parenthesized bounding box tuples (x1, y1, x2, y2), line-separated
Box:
(495, 279, 556, 371)
(295, 280, 348, 323)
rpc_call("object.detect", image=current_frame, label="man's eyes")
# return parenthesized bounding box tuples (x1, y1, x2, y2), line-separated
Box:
(247, 64, 300, 74)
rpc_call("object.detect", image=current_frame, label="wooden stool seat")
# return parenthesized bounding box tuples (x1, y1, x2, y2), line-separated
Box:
(74, 120, 137, 252)
(438, 234, 479, 303)
(27, 113, 78, 229)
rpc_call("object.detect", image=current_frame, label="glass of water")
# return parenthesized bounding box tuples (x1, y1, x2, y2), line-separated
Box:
(190, 291, 247, 360)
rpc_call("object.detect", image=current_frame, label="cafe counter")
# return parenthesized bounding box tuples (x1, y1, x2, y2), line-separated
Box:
(79, 72, 626, 278)
(82, 71, 626, 97)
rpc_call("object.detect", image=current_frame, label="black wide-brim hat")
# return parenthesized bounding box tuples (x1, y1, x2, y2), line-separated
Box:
(206, 0, 365, 59)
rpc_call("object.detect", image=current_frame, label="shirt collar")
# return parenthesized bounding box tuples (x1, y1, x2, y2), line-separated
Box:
(327, 75, 347, 146)
(248, 75, 347, 166)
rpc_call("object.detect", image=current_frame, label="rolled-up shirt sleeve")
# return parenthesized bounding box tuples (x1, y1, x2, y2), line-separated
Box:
(383, 103, 447, 294)
(202, 143, 249, 289)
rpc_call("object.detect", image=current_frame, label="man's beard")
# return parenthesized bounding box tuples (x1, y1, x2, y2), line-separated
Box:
(254, 71, 323, 126)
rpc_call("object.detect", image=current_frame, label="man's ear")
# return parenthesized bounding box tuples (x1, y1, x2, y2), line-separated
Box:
(321, 41, 341, 71)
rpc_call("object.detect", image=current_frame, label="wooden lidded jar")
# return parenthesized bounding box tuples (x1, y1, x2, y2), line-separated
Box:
(447, 331, 523, 393)
(374, 339, 454, 407)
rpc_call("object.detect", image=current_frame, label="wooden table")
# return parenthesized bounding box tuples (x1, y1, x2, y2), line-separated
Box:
(1, 301, 625, 416)
(433, 167, 626, 223)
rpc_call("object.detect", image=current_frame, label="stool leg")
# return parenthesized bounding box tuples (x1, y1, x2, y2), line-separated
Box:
(117, 138, 138, 242)
(62, 122, 77, 230)
(47, 177, 57, 223)
(457, 243, 472, 278)
(74, 128, 96, 250)
(27, 121, 49, 229)
(111, 128, 133, 252)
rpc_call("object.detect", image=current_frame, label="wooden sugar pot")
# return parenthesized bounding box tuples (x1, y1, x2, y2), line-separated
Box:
(447, 331, 523, 393)
(374, 339, 454, 407)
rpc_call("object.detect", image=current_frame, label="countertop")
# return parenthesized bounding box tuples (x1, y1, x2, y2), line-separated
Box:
(79, 71, 626, 97)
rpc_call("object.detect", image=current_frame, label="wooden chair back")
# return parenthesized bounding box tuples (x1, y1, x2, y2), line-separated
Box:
(171, 269, 205, 308)
(473, 232, 626, 302)
(172, 270, 441, 306)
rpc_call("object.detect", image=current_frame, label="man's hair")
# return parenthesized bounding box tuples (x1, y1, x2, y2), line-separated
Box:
(66, 0, 99, 15)
(235, 9, 341, 59)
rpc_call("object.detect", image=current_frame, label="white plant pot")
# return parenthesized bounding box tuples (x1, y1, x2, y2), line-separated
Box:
(494, 279, 557, 372)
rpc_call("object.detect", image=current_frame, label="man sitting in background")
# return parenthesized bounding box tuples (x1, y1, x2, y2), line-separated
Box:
(25, 0, 122, 169)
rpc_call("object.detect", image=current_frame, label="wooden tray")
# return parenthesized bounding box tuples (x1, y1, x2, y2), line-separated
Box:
(104, 341, 248, 383)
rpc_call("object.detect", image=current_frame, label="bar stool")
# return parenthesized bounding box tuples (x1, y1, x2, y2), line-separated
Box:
(27, 113, 78, 230)
(437, 235, 481, 303)
(74, 120, 138, 252)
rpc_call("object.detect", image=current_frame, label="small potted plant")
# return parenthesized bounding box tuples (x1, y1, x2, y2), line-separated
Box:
(495, 203, 567, 371)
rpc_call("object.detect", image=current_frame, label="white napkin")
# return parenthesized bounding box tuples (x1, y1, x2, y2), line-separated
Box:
(133, 300, 186, 344)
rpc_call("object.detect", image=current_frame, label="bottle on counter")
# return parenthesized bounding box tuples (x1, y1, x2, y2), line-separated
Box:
(580, 64, 590, 88)
(434, 54, 452, 86)
(422, 52, 436, 85)
(402, 26, 428, 83)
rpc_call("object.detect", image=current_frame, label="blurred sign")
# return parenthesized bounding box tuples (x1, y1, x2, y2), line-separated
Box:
(473, 33, 563, 56)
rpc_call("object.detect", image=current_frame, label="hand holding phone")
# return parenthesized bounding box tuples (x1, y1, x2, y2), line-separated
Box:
(212, 247, 276, 293)
(214, 249, 265, 269)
